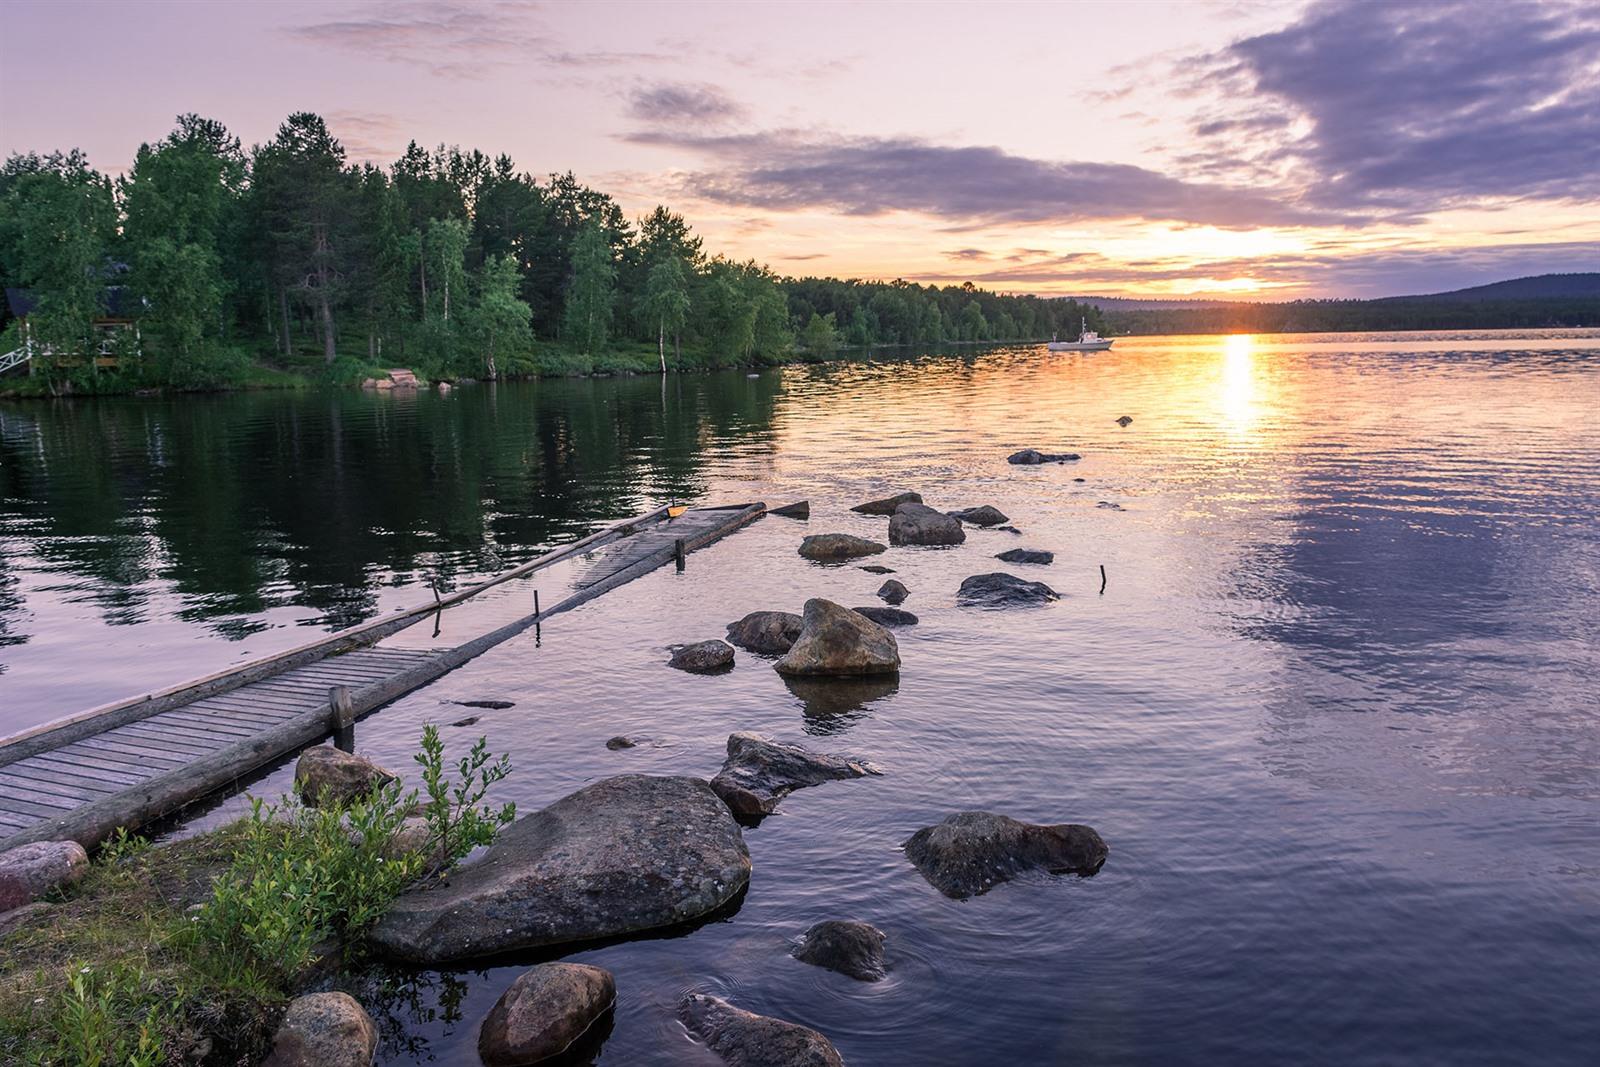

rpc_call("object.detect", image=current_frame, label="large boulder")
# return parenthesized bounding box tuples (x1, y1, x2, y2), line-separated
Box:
(668, 640, 735, 673)
(957, 572, 1059, 606)
(0, 841, 89, 912)
(876, 579, 909, 604)
(680, 993, 844, 1067)
(1007, 448, 1081, 464)
(726, 611, 803, 655)
(294, 747, 396, 808)
(370, 775, 750, 963)
(774, 599, 900, 677)
(903, 811, 1107, 899)
(888, 502, 965, 547)
(995, 548, 1054, 565)
(949, 505, 1008, 526)
(850, 606, 918, 627)
(478, 963, 616, 1066)
(792, 919, 888, 982)
(709, 733, 880, 816)
(798, 533, 886, 562)
(261, 992, 377, 1067)
(852, 491, 922, 515)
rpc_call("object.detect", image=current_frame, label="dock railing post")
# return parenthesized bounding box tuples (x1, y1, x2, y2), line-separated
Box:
(675, 538, 686, 572)
(329, 685, 355, 751)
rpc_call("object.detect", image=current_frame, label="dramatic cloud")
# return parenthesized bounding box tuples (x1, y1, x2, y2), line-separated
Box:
(625, 129, 1354, 229)
(1194, 0, 1600, 213)
(627, 83, 745, 125)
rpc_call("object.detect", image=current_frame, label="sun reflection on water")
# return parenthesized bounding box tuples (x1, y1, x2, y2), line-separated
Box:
(1220, 333, 1259, 434)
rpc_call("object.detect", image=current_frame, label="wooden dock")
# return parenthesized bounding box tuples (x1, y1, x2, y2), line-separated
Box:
(0, 502, 768, 851)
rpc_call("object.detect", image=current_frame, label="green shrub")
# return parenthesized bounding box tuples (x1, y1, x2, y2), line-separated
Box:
(415, 724, 516, 875)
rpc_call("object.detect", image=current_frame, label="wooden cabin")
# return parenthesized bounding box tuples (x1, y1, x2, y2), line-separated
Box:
(2, 283, 142, 375)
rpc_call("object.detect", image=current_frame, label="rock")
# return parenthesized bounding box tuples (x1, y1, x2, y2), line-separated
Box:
(876, 579, 909, 604)
(450, 716, 481, 728)
(453, 699, 515, 710)
(1116, 415, 1133, 426)
(0, 841, 89, 912)
(709, 733, 880, 816)
(903, 811, 1107, 899)
(1097, 501, 1125, 511)
(293, 746, 397, 808)
(370, 775, 750, 963)
(792, 920, 888, 982)
(669, 640, 736, 673)
(774, 599, 900, 677)
(0, 900, 52, 936)
(852, 491, 922, 515)
(606, 736, 639, 750)
(997, 524, 1022, 534)
(888, 502, 965, 547)
(850, 606, 918, 627)
(798, 533, 886, 562)
(262, 992, 377, 1067)
(949, 505, 1008, 526)
(680, 993, 844, 1067)
(381, 817, 434, 863)
(1072, 477, 1086, 483)
(726, 611, 804, 655)
(858, 564, 896, 574)
(478, 963, 616, 1066)
(995, 548, 1054, 565)
(770, 501, 810, 519)
(1007, 448, 1081, 464)
(956, 572, 1059, 607)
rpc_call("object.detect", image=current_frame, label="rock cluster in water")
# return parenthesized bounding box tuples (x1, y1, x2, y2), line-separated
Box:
(680, 993, 845, 1067)
(774, 599, 900, 677)
(957, 572, 1060, 606)
(792, 919, 889, 981)
(877, 578, 910, 604)
(1008, 448, 1081, 464)
(709, 732, 880, 816)
(852, 491, 922, 515)
(995, 548, 1054, 565)
(261, 992, 377, 1067)
(888, 502, 966, 546)
(950, 505, 1009, 526)
(293, 747, 396, 808)
(851, 605, 918, 627)
(478, 963, 615, 1066)
(725, 610, 803, 655)
(369, 775, 750, 963)
(668, 639, 735, 673)
(903, 811, 1107, 899)
(798, 533, 887, 561)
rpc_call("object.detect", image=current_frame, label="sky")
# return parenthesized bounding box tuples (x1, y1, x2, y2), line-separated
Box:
(1, 0, 1597, 299)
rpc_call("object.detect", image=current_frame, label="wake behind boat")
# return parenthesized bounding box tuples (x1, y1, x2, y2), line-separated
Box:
(1047, 317, 1114, 352)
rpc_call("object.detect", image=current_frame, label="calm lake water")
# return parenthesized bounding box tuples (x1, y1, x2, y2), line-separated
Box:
(3, 330, 1599, 1064)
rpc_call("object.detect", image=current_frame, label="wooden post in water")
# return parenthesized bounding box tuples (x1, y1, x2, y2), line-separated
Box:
(675, 538, 687, 572)
(329, 685, 355, 752)
(1099, 564, 1107, 595)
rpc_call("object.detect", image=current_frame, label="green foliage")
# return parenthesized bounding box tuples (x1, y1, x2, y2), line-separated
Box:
(799, 311, 838, 358)
(414, 723, 516, 873)
(563, 219, 615, 354)
(469, 254, 535, 378)
(34, 964, 169, 1067)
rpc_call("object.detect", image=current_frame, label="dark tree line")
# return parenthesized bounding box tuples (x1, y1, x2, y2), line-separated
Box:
(1102, 295, 1600, 336)
(1, 112, 1102, 392)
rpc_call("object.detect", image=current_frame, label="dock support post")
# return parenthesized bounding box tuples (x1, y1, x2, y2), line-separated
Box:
(329, 685, 355, 751)
(675, 538, 686, 572)
(1099, 564, 1107, 595)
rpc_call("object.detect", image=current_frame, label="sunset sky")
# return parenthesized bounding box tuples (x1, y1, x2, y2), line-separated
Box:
(2, 0, 1597, 299)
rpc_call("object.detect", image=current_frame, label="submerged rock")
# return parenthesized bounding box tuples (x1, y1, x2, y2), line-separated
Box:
(449, 716, 481, 728)
(852, 490, 922, 515)
(850, 606, 918, 627)
(370, 775, 750, 963)
(876, 578, 910, 604)
(774, 599, 900, 677)
(1097, 501, 1125, 511)
(680, 993, 844, 1067)
(709, 732, 880, 816)
(668, 640, 736, 673)
(903, 811, 1107, 899)
(949, 505, 1008, 526)
(725, 611, 804, 655)
(294, 747, 397, 808)
(262, 992, 377, 1067)
(1116, 415, 1133, 427)
(0, 841, 89, 912)
(478, 963, 616, 1067)
(888, 502, 965, 547)
(792, 919, 888, 981)
(453, 699, 515, 710)
(799, 533, 887, 562)
(605, 735, 641, 750)
(957, 572, 1059, 606)
(858, 564, 896, 575)
(1007, 448, 1081, 465)
(995, 548, 1054, 565)
(769, 501, 810, 519)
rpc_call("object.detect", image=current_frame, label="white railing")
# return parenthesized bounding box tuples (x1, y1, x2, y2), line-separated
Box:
(0, 348, 31, 376)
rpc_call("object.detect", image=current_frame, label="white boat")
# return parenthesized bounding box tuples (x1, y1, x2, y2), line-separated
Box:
(1046, 318, 1114, 352)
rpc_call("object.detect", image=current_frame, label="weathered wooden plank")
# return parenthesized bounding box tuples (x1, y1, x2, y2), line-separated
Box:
(26, 752, 152, 785)
(0, 793, 75, 818)
(0, 810, 33, 832)
(116, 722, 238, 749)
(183, 703, 302, 727)
(71, 736, 194, 765)
(0, 762, 122, 796)
(0, 771, 111, 804)
(140, 712, 260, 737)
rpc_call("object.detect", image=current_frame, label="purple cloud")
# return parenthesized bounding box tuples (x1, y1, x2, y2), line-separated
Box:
(628, 83, 745, 125)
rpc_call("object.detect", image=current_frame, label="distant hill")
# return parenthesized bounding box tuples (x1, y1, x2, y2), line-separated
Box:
(1387, 273, 1600, 302)
(1084, 273, 1600, 336)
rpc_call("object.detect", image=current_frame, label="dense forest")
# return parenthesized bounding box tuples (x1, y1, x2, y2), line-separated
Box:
(1098, 278, 1600, 336)
(0, 112, 1102, 394)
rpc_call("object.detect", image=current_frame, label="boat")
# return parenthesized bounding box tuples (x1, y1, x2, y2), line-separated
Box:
(1046, 318, 1114, 352)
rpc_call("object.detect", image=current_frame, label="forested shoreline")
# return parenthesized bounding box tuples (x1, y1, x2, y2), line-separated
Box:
(1100, 291, 1600, 335)
(0, 112, 1102, 396)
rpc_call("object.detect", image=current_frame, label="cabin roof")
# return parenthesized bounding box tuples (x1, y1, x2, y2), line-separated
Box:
(5, 285, 139, 321)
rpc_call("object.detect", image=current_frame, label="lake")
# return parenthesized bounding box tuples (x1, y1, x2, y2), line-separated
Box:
(2, 330, 1598, 1064)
